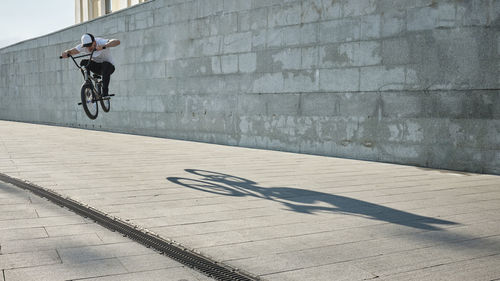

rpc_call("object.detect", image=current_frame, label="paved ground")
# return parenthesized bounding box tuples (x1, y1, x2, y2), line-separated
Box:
(1, 120, 500, 281)
(0, 180, 213, 281)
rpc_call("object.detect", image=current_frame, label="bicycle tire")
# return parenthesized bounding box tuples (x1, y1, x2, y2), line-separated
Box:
(81, 84, 98, 119)
(100, 96, 110, 112)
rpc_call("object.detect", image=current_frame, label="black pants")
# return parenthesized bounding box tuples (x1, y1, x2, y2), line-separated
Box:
(81, 60, 115, 95)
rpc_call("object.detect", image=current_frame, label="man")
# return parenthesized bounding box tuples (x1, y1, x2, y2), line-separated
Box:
(61, 33, 120, 97)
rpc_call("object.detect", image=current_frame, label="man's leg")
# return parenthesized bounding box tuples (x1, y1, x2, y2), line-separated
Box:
(80, 60, 101, 73)
(101, 62, 115, 96)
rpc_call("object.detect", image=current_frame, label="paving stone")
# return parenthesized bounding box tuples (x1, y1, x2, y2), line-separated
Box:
(57, 242, 153, 264)
(262, 262, 376, 281)
(0, 250, 61, 270)
(4, 258, 128, 281)
(0, 227, 48, 242)
(74, 267, 214, 281)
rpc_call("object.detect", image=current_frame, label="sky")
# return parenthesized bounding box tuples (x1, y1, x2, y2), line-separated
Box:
(0, 0, 75, 49)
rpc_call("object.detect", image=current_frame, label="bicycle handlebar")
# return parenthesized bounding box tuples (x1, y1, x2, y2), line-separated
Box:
(59, 46, 105, 59)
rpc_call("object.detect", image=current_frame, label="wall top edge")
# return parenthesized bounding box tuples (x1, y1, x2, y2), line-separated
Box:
(0, 0, 155, 52)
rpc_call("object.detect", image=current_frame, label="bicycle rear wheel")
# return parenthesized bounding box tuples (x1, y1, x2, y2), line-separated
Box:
(81, 84, 98, 120)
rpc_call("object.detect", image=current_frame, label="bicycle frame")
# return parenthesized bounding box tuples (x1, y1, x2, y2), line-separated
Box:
(67, 51, 105, 95)
(68, 51, 94, 82)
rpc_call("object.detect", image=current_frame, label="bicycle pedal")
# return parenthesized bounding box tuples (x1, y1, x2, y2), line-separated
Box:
(78, 102, 82, 105)
(109, 94, 115, 97)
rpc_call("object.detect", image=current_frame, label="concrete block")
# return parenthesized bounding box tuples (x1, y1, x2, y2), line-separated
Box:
(302, 46, 319, 69)
(188, 18, 211, 39)
(153, 6, 170, 26)
(202, 76, 227, 94)
(320, 41, 381, 68)
(320, 0, 342, 20)
(267, 93, 301, 115)
(320, 43, 351, 68)
(100, 19, 118, 35)
(342, 0, 377, 17)
(224, 0, 252, 13)
(131, 10, 154, 30)
(273, 48, 302, 70)
(222, 54, 238, 74)
(376, 0, 433, 13)
(282, 25, 304, 46)
(360, 66, 405, 91)
(266, 27, 284, 48)
(302, 0, 322, 23)
(252, 0, 282, 9)
(320, 18, 360, 43)
(336, 92, 380, 118)
(166, 57, 212, 77)
(360, 15, 381, 40)
(238, 8, 268, 32)
(436, 2, 457, 28)
(169, 1, 198, 23)
(135, 44, 165, 63)
(382, 38, 410, 65)
(211, 56, 222, 74)
(219, 74, 241, 94)
(201, 36, 222, 56)
(252, 72, 284, 93)
(380, 92, 425, 119)
(252, 29, 267, 50)
(300, 93, 339, 117)
(497, 32, 500, 56)
(319, 68, 360, 92)
(217, 13, 239, 35)
(491, 0, 500, 26)
(236, 73, 255, 92)
(283, 23, 318, 47)
(237, 93, 267, 115)
(356, 41, 382, 66)
(198, 0, 223, 18)
(239, 52, 257, 73)
(381, 10, 406, 37)
(407, 6, 438, 31)
(223, 32, 252, 54)
(456, 0, 489, 26)
(268, 4, 302, 27)
(284, 70, 320, 92)
(255, 50, 277, 73)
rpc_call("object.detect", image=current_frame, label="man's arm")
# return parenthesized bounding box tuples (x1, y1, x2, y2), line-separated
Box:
(106, 39, 120, 48)
(97, 39, 120, 51)
(61, 48, 79, 58)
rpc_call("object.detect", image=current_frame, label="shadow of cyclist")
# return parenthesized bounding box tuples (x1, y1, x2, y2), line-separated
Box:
(167, 169, 457, 230)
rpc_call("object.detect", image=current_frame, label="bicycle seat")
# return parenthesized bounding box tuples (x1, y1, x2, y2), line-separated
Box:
(92, 74, 102, 79)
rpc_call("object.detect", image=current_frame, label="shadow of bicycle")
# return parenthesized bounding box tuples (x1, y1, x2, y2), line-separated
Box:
(167, 169, 457, 230)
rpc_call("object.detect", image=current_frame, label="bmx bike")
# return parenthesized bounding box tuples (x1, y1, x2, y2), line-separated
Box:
(60, 50, 113, 120)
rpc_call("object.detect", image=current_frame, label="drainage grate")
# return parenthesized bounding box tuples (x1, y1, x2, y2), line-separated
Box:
(0, 173, 260, 281)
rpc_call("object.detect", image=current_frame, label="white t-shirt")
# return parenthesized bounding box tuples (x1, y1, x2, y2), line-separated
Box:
(75, 37, 115, 65)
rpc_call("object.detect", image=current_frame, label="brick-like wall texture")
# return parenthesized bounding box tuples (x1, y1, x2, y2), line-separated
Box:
(1, 0, 499, 174)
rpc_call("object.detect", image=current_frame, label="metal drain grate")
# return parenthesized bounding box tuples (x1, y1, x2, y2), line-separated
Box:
(0, 173, 259, 281)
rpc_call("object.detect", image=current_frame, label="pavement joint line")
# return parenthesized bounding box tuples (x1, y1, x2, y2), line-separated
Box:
(0, 172, 261, 281)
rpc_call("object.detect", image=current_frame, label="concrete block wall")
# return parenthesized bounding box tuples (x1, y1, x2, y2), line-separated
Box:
(1, 0, 499, 174)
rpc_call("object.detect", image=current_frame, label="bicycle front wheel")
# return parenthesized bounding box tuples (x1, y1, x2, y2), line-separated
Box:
(81, 84, 98, 120)
(100, 96, 110, 112)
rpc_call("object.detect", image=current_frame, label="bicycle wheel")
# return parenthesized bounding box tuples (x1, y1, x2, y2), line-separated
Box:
(81, 84, 98, 120)
(100, 95, 110, 112)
